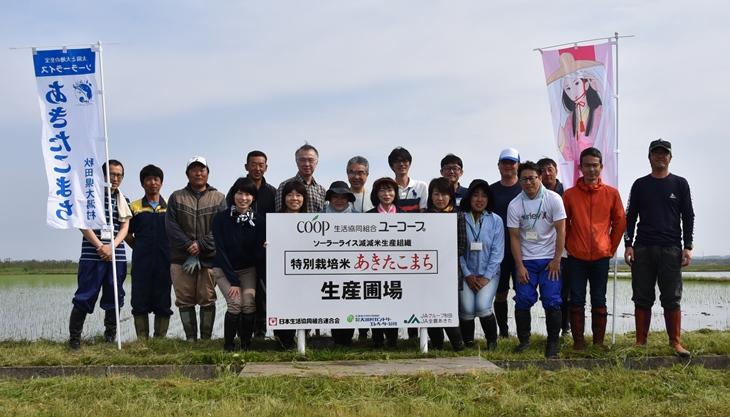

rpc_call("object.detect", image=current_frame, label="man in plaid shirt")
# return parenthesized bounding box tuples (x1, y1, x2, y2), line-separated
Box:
(275, 144, 327, 213)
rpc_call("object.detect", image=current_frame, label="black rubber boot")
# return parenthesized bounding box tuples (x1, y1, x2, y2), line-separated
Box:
(444, 326, 465, 352)
(179, 307, 198, 341)
(545, 308, 562, 359)
(331, 329, 355, 347)
(494, 300, 509, 338)
(153, 315, 170, 338)
(134, 314, 150, 340)
(358, 328, 369, 341)
(428, 327, 445, 349)
(223, 312, 239, 352)
(275, 330, 296, 350)
(479, 314, 498, 351)
(407, 327, 418, 340)
(385, 328, 399, 348)
(514, 309, 532, 353)
(238, 313, 255, 351)
(459, 319, 475, 348)
(199, 305, 216, 340)
(68, 306, 86, 350)
(371, 329, 385, 348)
(103, 309, 117, 343)
(561, 303, 571, 336)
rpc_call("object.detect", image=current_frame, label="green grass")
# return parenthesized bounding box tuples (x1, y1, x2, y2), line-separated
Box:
(1, 329, 729, 367)
(1, 366, 729, 416)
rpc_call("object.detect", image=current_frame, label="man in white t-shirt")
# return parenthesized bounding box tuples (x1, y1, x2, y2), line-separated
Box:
(507, 161, 566, 359)
(346, 156, 374, 213)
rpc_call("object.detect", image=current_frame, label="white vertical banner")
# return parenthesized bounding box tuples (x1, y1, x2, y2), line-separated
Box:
(34, 47, 106, 229)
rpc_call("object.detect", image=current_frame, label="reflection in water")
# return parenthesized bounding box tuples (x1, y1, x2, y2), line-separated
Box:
(0, 277, 728, 341)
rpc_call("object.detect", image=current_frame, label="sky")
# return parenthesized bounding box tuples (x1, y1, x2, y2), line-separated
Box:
(0, 1, 727, 260)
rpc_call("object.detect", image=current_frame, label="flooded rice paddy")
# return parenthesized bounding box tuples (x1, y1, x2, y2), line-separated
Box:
(0, 274, 728, 342)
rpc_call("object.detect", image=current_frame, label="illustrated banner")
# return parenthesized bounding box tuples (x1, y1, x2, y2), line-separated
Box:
(34, 47, 107, 229)
(266, 213, 459, 330)
(541, 42, 616, 188)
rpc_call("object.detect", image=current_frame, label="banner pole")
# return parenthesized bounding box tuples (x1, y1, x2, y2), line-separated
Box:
(610, 32, 621, 345)
(296, 329, 306, 355)
(96, 40, 122, 350)
(419, 328, 428, 353)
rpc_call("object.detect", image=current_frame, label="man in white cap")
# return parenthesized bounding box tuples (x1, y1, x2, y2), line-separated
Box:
(165, 156, 226, 340)
(488, 148, 522, 341)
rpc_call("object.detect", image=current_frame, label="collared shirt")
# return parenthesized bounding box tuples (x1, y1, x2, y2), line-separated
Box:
(275, 172, 327, 213)
(395, 177, 428, 212)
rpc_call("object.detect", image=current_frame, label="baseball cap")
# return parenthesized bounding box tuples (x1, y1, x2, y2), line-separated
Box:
(186, 156, 208, 170)
(649, 139, 672, 154)
(498, 148, 520, 163)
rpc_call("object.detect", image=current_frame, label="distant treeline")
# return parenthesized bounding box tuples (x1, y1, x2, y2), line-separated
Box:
(0, 259, 78, 274)
(2, 256, 730, 275)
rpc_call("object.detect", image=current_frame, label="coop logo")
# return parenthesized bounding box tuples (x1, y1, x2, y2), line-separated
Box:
(268, 317, 278, 326)
(296, 215, 331, 236)
(404, 314, 421, 324)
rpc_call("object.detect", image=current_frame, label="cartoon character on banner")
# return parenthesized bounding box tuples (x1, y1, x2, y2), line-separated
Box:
(547, 53, 607, 186)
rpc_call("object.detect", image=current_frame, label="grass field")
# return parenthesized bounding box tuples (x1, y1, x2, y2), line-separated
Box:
(1, 329, 729, 367)
(1, 366, 729, 417)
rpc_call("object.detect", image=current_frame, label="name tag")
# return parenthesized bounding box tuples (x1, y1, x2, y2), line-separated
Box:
(100, 226, 113, 241)
(470, 242, 483, 251)
(525, 230, 538, 241)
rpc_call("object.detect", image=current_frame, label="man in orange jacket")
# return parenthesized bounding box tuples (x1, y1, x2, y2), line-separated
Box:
(563, 147, 626, 350)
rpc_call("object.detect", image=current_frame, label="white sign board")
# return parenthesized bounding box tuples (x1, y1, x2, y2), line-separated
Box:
(267, 213, 458, 330)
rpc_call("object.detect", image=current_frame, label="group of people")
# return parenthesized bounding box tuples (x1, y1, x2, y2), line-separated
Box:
(67, 139, 695, 359)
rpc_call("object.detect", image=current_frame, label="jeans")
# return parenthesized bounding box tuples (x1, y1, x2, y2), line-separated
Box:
(514, 258, 562, 310)
(459, 271, 500, 320)
(631, 244, 682, 309)
(567, 256, 610, 308)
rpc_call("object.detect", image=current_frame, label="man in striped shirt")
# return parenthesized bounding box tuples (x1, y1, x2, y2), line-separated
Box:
(69, 159, 132, 349)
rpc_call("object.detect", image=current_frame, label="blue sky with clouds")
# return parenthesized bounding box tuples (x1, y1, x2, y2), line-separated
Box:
(1, 1, 725, 259)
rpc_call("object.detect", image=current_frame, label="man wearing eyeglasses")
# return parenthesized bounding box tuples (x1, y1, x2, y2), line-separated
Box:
(275, 144, 327, 213)
(440, 154, 468, 207)
(624, 139, 695, 358)
(507, 161, 566, 359)
(69, 160, 132, 349)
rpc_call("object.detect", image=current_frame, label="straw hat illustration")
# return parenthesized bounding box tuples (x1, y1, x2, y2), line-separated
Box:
(546, 52, 602, 85)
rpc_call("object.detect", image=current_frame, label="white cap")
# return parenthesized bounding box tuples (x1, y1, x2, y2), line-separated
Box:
(498, 148, 520, 163)
(186, 156, 208, 170)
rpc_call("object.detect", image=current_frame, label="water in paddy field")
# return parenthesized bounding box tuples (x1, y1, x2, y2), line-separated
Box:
(0, 274, 728, 342)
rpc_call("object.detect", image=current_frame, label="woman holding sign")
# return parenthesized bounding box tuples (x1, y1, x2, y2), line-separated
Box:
(425, 177, 465, 351)
(274, 180, 309, 349)
(458, 180, 505, 350)
(367, 177, 403, 348)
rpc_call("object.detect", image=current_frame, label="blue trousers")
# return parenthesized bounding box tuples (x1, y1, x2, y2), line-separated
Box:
(513, 258, 562, 310)
(73, 260, 127, 314)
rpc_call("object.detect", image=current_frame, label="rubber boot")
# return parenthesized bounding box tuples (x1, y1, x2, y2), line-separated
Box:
(444, 326, 465, 352)
(570, 305, 586, 351)
(331, 329, 355, 347)
(358, 328, 369, 341)
(68, 306, 86, 350)
(223, 312, 239, 352)
(103, 309, 117, 343)
(407, 327, 418, 340)
(591, 307, 608, 348)
(494, 300, 509, 338)
(199, 305, 216, 340)
(133, 314, 150, 340)
(179, 307, 198, 341)
(561, 303, 571, 336)
(459, 319, 475, 348)
(275, 330, 296, 350)
(385, 328, 399, 348)
(428, 328, 445, 349)
(479, 314, 498, 351)
(664, 308, 691, 358)
(545, 308, 562, 359)
(153, 315, 170, 338)
(238, 313, 255, 350)
(634, 307, 651, 346)
(513, 309, 532, 353)
(371, 328, 385, 348)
